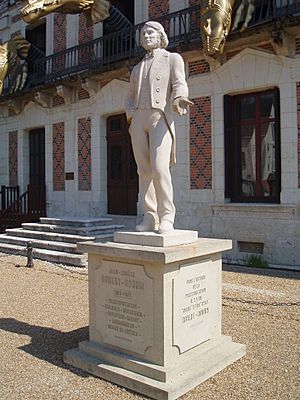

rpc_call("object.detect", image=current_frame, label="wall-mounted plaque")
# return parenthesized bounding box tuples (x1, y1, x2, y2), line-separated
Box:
(65, 172, 74, 180)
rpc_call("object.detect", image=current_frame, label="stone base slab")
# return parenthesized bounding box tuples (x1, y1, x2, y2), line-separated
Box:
(64, 336, 246, 400)
(113, 230, 198, 247)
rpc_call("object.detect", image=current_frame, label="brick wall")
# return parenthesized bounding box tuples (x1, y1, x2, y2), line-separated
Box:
(78, 88, 90, 100)
(190, 97, 212, 189)
(52, 122, 65, 191)
(11, 30, 21, 39)
(149, 0, 169, 19)
(78, 13, 93, 65)
(9, 131, 18, 186)
(79, 13, 93, 44)
(78, 117, 92, 191)
(11, 14, 21, 24)
(226, 49, 241, 61)
(53, 14, 66, 52)
(297, 83, 300, 188)
(258, 42, 274, 53)
(189, 59, 210, 76)
(53, 14, 66, 73)
(52, 95, 65, 107)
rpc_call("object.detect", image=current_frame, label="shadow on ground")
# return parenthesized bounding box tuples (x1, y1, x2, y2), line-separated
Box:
(0, 318, 90, 377)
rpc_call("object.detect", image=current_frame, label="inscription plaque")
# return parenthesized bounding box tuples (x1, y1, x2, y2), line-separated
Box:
(173, 261, 215, 353)
(96, 260, 153, 354)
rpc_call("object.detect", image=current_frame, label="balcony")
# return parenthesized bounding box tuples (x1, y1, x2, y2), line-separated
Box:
(1, 0, 300, 100)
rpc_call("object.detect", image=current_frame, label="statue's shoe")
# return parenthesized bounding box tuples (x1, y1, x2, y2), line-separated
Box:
(158, 220, 174, 234)
(136, 214, 158, 232)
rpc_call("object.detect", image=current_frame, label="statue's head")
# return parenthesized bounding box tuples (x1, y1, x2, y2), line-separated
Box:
(200, 0, 232, 57)
(141, 21, 169, 51)
(20, 0, 94, 24)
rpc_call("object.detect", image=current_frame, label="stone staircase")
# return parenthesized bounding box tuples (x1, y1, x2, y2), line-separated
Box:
(0, 217, 124, 267)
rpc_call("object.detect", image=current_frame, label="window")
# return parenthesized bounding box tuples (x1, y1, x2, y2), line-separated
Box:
(224, 89, 281, 203)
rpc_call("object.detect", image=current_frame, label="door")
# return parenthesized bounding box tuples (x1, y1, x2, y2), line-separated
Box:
(107, 114, 138, 215)
(29, 128, 45, 186)
(29, 128, 46, 216)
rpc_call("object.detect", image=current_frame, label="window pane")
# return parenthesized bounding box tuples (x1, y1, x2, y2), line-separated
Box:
(261, 121, 276, 197)
(110, 118, 121, 132)
(239, 124, 256, 197)
(260, 93, 275, 118)
(236, 96, 255, 120)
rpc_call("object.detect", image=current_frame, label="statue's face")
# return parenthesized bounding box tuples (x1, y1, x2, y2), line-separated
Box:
(141, 27, 161, 51)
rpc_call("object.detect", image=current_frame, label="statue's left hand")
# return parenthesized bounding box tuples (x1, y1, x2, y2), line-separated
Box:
(173, 97, 194, 115)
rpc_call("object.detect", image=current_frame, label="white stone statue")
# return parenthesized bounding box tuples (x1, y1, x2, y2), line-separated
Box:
(125, 21, 193, 234)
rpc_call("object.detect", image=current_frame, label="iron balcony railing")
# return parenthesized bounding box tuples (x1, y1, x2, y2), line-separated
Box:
(2, 1, 300, 94)
(30, 4, 200, 87)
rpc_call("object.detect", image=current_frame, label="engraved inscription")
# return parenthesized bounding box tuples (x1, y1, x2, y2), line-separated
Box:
(96, 261, 153, 354)
(173, 261, 214, 353)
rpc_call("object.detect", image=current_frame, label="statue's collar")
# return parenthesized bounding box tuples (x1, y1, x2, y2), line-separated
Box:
(144, 48, 163, 59)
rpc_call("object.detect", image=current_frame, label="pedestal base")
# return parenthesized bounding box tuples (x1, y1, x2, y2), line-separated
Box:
(65, 235, 246, 400)
(64, 336, 245, 400)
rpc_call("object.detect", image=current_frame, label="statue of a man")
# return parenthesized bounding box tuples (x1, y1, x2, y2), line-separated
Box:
(125, 21, 192, 234)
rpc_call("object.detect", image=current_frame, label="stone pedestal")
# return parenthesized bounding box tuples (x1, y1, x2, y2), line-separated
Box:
(64, 231, 246, 400)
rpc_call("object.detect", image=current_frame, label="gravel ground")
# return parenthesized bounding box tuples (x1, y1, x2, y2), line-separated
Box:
(0, 253, 299, 400)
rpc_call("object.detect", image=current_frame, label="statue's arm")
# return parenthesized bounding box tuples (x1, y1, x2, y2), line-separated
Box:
(125, 67, 136, 123)
(170, 53, 193, 115)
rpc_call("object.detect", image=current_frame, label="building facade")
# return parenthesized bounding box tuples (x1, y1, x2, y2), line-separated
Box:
(0, 0, 300, 268)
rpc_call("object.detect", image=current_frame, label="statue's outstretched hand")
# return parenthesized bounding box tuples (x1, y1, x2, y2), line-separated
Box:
(173, 97, 194, 115)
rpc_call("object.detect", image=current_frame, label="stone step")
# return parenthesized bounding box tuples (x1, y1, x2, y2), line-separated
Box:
(0, 235, 78, 253)
(21, 223, 124, 236)
(5, 228, 96, 243)
(0, 242, 86, 267)
(104, 215, 138, 231)
(40, 217, 113, 227)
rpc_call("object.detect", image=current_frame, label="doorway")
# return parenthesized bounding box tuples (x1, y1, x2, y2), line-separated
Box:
(28, 128, 46, 216)
(25, 20, 46, 82)
(29, 128, 45, 186)
(107, 114, 138, 215)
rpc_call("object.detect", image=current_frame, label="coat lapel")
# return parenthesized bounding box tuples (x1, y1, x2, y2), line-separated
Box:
(149, 50, 168, 83)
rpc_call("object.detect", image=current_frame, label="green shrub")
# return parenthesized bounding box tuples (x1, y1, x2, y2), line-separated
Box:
(246, 254, 268, 268)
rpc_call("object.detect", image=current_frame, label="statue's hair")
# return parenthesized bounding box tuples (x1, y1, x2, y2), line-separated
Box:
(142, 21, 169, 48)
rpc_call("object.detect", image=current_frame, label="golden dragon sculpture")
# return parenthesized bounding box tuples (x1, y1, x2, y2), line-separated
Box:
(20, 0, 110, 25)
(0, 36, 31, 95)
(200, 0, 256, 58)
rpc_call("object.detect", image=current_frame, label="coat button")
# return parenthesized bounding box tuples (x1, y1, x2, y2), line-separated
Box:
(156, 99, 160, 104)
(156, 88, 160, 92)
(156, 76, 161, 80)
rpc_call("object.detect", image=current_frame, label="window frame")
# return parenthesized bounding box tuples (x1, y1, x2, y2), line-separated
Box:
(224, 88, 281, 203)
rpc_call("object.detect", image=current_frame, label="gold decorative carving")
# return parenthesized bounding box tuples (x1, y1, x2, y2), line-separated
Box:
(20, 0, 110, 25)
(0, 36, 31, 95)
(200, 0, 256, 58)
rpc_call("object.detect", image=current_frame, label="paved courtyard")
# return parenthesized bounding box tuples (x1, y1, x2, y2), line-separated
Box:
(0, 253, 299, 400)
